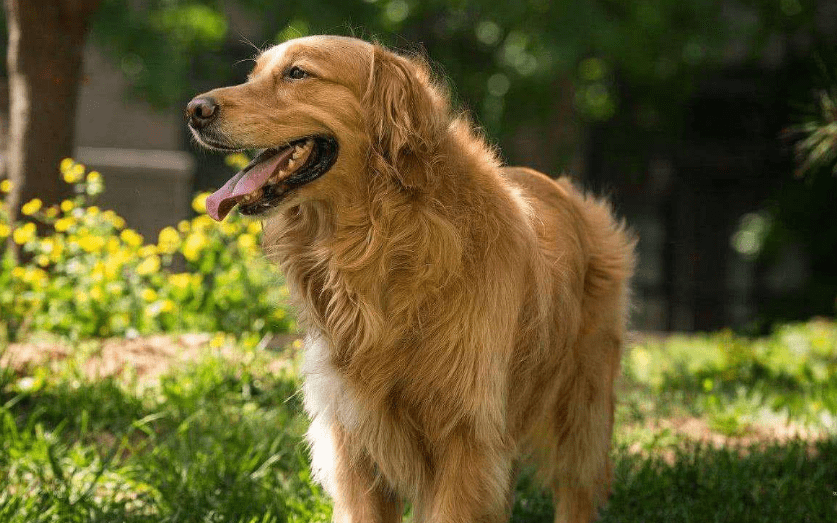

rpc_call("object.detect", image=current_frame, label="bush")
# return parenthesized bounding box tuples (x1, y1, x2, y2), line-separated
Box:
(0, 159, 293, 342)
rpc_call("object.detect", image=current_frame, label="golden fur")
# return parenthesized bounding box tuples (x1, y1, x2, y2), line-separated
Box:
(190, 35, 635, 523)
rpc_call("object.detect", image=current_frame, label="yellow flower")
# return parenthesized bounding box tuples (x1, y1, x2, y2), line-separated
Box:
(210, 332, 227, 348)
(237, 234, 257, 251)
(177, 220, 191, 233)
(77, 235, 105, 253)
(86, 206, 100, 217)
(0, 223, 10, 238)
(192, 192, 210, 214)
(35, 255, 51, 267)
(182, 232, 208, 262)
(136, 255, 161, 276)
(62, 162, 85, 184)
(90, 286, 103, 301)
(54, 217, 74, 232)
(12, 222, 37, 245)
(120, 229, 143, 247)
(168, 272, 192, 289)
(11, 266, 26, 279)
(221, 221, 238, 236)
(160, 299, 175, 313)
(192, 214, 214, 231)
(225, 152, 250, 170)
(141, 288, 158, 302)
(21, 198, 42, 216)
(60, 200, 74, 212)
(87, 171, 101, 183)
(0, 179, 11, 193)
(44, 206, 59, 219)
(157, 226, 181, 254)
(60, 158, 74, 173)
(247, 221, 262, 235)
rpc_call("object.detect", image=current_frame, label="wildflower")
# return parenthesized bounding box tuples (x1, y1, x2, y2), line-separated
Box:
(247, 221, 262, 235)
(120, 229, 143, 247)
(192, 214, 213, 231)
(12, 222, 37, 244)
(136, 255, 161, 276)
(21, 198, 42, 215)
(86, 171, 101, 183)
(62, 162, 85, 184)
(44, 206, 59, 219)
(192, 192, 210, 214)
(0, 223, 10, 238)
(86, 206, 100, 217)
(168, 272, 192, 289)
(177, 220, 191, 233)
(0, 179, 12, 193)
(77, 235, 106, 253)
(210, 332, 227, 348)
(60, 200, 74, 212)
(157, 226, 181, 254)
(182, 232, 208, 262)
(102, 210, 126, 229)
(141, 288, 158, 302)
(35, 255, 50, 267)
(225, 152, 250, 170)
(237, 233, 257, 251)
(54, 217, 74, 232)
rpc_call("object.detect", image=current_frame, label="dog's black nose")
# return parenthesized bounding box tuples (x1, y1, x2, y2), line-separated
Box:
(187, 97, 219, 129)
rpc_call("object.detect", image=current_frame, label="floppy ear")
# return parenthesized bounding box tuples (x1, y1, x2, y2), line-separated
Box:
(363, 45, 442, 189)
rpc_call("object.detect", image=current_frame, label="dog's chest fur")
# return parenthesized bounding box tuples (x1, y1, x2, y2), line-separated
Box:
(302, 331, 430, 496)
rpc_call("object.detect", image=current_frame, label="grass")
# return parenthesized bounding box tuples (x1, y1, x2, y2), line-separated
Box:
(1, 321, 836, 522)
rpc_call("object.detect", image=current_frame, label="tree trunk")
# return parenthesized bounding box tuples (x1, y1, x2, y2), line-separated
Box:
(4, 0, 102, 227)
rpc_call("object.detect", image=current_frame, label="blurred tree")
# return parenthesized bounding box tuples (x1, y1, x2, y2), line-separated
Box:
(3, 0, 102, 232)
(2, 0, 229, 232)
(2, 0, 831, 223)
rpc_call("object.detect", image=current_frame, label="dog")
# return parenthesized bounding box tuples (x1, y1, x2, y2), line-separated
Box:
(187, 35, 635, 523)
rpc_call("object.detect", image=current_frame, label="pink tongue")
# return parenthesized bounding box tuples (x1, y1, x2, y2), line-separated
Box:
(205, 148, 295, 221)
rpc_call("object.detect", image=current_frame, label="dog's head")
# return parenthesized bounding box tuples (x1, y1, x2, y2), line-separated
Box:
(187, 35, 447, 221)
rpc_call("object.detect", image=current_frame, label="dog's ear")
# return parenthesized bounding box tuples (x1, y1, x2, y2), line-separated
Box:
(363, 45, 443, 189)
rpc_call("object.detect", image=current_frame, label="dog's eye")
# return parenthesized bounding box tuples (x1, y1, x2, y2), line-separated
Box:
(286, 66, 308, 80)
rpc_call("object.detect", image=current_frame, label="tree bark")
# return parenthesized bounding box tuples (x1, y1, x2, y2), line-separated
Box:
(4, 0, 102, 226)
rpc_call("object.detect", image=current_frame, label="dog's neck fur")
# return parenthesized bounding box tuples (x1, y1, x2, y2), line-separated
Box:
(261, 119, 524, 402)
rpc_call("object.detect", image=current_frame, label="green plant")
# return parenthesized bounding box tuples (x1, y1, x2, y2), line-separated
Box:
(0, 159, 292, 342)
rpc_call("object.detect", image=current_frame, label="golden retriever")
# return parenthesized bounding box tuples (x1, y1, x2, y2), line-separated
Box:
(187, 35, 635, 523)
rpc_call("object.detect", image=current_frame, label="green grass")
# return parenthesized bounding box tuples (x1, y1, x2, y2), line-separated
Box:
(1, 320, 836, 522)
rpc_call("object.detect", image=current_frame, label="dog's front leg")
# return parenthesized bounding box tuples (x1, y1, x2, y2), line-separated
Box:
(414, 426, 514, 523)
(330, 424, 402, 523)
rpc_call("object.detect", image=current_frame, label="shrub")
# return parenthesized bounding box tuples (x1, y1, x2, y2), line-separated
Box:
(0, 159, 293, 342)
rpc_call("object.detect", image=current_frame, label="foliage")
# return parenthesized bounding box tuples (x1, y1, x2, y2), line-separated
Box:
(622, 320, 837, 435)
(792, 87, 837, 178)
(1, 323, 836, 521)
(76, 1, 832, 143)
(0, 160, 292, 342)
(0, 340, 330, 522)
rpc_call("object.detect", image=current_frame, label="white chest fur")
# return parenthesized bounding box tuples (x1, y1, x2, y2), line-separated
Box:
(301, 332, 361, 497)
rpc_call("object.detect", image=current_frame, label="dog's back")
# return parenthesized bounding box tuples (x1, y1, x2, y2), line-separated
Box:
(503, 166, 635, 521)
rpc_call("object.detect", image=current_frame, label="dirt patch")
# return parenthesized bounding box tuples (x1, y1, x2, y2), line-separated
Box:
(1, 333, 301, 387)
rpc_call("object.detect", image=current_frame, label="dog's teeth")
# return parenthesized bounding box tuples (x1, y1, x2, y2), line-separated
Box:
(287, 159, 297, 171)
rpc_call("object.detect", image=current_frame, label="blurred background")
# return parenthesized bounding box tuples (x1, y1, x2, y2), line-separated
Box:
(2, 0, 836, 333)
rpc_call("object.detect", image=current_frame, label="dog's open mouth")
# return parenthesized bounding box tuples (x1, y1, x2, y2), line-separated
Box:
(205, 135, 338, 221)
